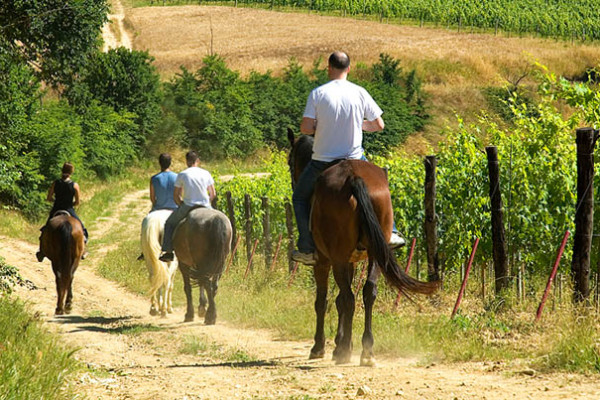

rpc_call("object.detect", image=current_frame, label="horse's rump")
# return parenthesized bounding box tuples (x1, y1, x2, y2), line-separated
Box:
(312, 160, 393, 262)
(173, 208, 232, 281)
(42, 215, 85, 267)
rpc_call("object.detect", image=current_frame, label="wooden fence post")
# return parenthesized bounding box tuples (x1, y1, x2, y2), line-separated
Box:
(571, 127, 597, 303)
(424, 155, 440, 281)
(225, 191, 237, 252)
(486, 146, 510, 294)
(285, 200, 295, 272)
(244, 194, 252, 263)
(262, 196, 271, 269)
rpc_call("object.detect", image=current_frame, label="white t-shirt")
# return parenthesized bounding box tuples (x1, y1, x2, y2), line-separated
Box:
(303, 79, 383, 162)
(175, 167, 214, 207)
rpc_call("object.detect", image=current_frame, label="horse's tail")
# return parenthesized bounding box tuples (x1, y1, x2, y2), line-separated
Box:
(141, 212, 173, 295)
(58, 219, 74, 270)
(350, 176, 439, 296)
(189, 214, 232, 283)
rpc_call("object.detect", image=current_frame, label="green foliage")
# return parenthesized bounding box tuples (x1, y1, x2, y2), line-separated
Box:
(67, 48, 163, 146)
(0, 43, 44, 214)
(0, 0, 109, 88)
(0, 297, 80, 399)
(163, 54, 428, 158)
(139, 0, 600, 41)
(28, 101, 85, 183)
(80, 103, 139, 179)
(484, 86, 539, 122)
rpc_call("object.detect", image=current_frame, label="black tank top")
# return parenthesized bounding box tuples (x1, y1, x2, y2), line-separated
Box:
(53, 179, 75, 210)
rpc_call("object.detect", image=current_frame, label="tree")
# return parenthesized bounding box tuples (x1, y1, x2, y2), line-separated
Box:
(0, 0, 109, 88)
(0, 41, 44, 212)
(66, 48, 163, 148)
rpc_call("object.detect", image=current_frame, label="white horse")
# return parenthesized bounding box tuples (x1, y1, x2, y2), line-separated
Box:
(140, 209, 178, 317)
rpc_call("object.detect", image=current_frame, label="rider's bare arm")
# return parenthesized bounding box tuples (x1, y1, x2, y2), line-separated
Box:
(300, 117, 317, 135)
(149, 179, 156, 207)
(46, 182, 55, 202)
(173, 186, 183, 206)
(362, 117, 385, 132)
(208, 185, 216, 202)
(73, 183, 81, 207)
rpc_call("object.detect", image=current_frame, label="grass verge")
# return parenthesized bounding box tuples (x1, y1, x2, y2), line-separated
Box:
(0, 297, 82, 399)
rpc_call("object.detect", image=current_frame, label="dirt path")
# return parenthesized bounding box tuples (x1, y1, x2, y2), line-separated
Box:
(2, 188, 600, 399)
(102, 0, 132, 51)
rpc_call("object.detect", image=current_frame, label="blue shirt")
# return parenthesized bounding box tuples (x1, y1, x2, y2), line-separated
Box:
(151, 171, 177, 211)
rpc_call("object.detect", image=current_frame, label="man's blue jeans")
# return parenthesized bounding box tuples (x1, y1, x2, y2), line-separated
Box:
(292, 157, 399, 254)
(292, 160, 331, 253)
(161, 203, 194, 253)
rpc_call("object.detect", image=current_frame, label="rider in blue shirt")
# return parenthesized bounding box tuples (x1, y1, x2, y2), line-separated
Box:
(137, 153, 177, 261)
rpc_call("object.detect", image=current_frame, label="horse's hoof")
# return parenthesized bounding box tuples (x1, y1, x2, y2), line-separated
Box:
(183, 315, 194, 323)
(333, 351, 352, 365)
(167, 308, 174, 314)
(55, 309, 64, 316)
(309, 349, 325, 359)
(204, 318, 216, 326)
(197, 307, 206, 318)
(149, 308, 159, 316)
(360, 356, 377, 367)
(160, 311, 167, 318)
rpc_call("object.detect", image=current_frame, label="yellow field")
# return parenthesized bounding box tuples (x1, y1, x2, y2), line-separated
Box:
(125, 5, 600, 148)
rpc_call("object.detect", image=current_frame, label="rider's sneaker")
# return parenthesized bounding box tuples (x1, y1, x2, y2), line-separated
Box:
(137, 253, 145, 261)
(291, 250, 317, 266)
(159, 252, 174, 262)
(36, 251, 45, 262)
(389, 232, 406, 249)
(81, 250, 89, 260)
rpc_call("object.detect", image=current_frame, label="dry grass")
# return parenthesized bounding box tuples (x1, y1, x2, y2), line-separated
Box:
(124, 5, 600, 143)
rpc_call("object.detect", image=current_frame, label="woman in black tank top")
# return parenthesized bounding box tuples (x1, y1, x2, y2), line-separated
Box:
(37, 162, 89, 262)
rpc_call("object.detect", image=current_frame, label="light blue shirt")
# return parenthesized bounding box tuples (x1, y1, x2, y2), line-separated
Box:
(151, 171, 177, 211)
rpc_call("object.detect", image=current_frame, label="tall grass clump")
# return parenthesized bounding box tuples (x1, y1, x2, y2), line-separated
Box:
(0, 298, 81, 399)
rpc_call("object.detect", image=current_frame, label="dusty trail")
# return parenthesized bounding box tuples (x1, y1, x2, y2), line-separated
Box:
(2, 187, 600, 399)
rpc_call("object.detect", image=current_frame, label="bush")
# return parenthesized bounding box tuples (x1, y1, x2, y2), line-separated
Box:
(80, 102, 138, 179)
(28, 101, 85, 183)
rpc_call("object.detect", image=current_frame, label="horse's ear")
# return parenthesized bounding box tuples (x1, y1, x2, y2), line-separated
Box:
(287, 127, 295, 147)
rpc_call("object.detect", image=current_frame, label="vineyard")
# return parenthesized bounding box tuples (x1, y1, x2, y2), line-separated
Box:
(136, 0, 600, 41)
(216, 67, 600, 299)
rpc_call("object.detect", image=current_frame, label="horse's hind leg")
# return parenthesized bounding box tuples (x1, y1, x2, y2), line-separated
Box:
(149, 292, 159, 316)
(198, 286, 207, 318)
(54, 272, 67, 315)
(331, 263, 355, 365)
(360, 260, 381, 367)
(204, 278, 218, 325)
(179, 265, 195, 322)
(310, 263, 330, 360)
(64, 276, 74, 314)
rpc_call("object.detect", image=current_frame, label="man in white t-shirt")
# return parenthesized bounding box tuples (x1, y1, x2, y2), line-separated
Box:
(159, 151, 216, 262)
(292, 51, 404, 266)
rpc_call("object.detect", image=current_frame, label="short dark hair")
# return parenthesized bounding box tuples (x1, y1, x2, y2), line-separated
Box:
(185, 150, 199, 165)
(328, 51, 350, 70)
(61, 162, 74, 179)
(158, 153, 172, 171)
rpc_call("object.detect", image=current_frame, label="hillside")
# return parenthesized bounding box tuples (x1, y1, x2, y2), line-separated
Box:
(121, 4, 600, 148)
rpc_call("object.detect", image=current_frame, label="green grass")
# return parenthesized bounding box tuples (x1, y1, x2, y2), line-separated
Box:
(179, 334, 257, 362)
(0, 297, 82, 399)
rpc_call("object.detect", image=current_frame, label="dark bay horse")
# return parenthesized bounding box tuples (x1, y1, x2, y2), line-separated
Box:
(40, 212, 85, 315)
(288, 129, 439, 366)
(172, 207, 232, 325)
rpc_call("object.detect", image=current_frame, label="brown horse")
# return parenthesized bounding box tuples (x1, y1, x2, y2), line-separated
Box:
(288, 129, 439, 366)
(40, 212, 85, 315)
(172, 207, 232, 325)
